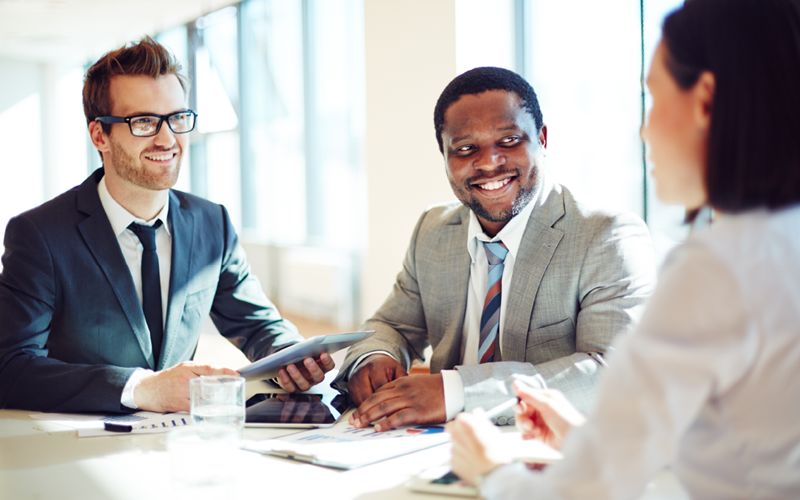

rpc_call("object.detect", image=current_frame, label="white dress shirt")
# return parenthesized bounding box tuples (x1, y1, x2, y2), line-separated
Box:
(481, 206, 800, 499)
(97, 177, 172, 408)
(350, 186, 540, 421)
(440, 187, 540, 420)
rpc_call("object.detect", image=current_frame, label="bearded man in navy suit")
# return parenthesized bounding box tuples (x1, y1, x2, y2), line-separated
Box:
(0, 37, 334, 413)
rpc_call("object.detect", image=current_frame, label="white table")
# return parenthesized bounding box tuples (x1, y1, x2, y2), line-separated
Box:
(0, 379, 689, 500)
(0, 329, 691, 500)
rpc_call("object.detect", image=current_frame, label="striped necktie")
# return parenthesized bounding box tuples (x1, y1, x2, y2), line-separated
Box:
(479, 241, 508, 364)
(128, 220, 164, 365)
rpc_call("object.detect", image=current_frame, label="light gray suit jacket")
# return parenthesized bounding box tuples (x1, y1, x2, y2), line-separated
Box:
(336, 177, 656, 418)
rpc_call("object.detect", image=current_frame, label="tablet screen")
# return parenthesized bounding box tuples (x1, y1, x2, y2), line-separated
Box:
(245, 393, 348, 427)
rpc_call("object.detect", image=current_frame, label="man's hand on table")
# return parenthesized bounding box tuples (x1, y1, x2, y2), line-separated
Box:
(349, 372, 447, 432)
(346, 353, 409, 405)
(134, 361, 238, 412)
(276, 352, 336, 392)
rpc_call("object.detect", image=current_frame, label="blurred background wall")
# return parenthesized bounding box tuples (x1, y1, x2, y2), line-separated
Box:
(0, 0, 685, 346)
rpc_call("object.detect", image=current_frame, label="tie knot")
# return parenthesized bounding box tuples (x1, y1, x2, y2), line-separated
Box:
(128, 220, 163, 251)
(483, 241, 508, 264)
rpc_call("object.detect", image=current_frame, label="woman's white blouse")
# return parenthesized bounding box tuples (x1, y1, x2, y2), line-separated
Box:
(482, 206, 800, 500)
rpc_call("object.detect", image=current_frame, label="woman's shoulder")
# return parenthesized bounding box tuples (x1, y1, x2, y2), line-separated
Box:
(686, 206, 800, 274)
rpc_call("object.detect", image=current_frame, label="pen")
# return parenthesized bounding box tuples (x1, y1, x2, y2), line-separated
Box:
(104, 422, 133, 433)
(482, 397, 520, 419)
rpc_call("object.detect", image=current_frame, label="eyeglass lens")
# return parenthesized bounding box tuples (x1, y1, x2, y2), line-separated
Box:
(130, 112, 195, 137)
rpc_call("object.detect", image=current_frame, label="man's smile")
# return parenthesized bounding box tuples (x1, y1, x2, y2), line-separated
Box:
(143, 151, 178, 162)
(474, 177, 513, 191)
(469, 173, 517, 194)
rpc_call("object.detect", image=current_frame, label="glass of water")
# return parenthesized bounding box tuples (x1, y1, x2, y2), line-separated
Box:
(189, 375, 246, 438)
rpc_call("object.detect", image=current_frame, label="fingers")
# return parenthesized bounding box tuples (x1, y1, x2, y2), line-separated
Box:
(135, 362, 241, 413)
(302, 357, 327, 385)
(187, 362, 239, 377)
(447, 413, 498, 485)
(277, 368, 297, 393)
(284, 363, 311, 391)
(348, 361, 393, 407)
(350, 386, 401, 428)
(318, 352, 336, 373)
(392, 363, 409, 379)
(277, 355, 331, 393)
(347, 369, 377, 408)
(349, 374, 445, 431)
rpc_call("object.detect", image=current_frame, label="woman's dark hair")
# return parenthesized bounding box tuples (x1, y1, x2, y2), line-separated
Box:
(663, 0, 800, 213)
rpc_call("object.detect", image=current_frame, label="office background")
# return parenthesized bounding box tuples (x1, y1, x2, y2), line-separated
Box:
(0, 0, 683, 336)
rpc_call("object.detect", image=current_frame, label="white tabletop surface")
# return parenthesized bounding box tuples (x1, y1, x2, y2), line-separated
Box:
(0, 381, 690, 500)
(0, 330, 690, 500)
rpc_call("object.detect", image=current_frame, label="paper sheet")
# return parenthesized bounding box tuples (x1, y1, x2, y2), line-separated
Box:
(243, 420, 450, 469)
(30, 410, 191, 437)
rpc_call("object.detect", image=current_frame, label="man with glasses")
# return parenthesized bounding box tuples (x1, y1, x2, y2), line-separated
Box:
(0, 36, 333, 413)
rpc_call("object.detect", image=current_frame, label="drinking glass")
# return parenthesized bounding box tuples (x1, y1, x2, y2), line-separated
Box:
(189, 375, 245, 438)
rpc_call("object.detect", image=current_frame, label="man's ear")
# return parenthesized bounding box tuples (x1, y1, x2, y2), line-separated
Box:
(88, 121, 111, 154)
(538, 124, 548, 149)
(693, 71, 715, 133)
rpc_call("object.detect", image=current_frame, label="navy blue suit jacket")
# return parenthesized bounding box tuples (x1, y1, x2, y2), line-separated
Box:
(0, 169, 302, 412)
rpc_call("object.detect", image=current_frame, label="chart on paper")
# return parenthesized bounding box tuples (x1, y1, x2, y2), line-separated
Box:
(291, 423, 446, 443)
(243, 419, 451, 469)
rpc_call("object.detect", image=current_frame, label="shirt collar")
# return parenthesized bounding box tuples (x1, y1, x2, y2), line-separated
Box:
(467, 180, 541, 263)
(97, 176, 171, 237)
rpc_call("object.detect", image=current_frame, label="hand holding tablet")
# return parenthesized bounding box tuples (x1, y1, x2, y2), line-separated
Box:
(238, 331, 375, 382)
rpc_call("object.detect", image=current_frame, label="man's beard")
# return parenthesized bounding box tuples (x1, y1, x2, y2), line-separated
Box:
(452, 167, 537, 223)
(109, 139, 181, 191)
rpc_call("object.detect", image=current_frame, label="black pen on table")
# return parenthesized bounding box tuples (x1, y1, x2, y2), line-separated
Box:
(104, 422, 133, 433)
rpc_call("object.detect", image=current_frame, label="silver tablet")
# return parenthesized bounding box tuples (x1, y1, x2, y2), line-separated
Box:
(237, 330, 375, 381)
(244, 392, 348, 428)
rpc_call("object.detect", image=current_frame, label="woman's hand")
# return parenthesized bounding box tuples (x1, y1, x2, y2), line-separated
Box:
(446, 409, 507, 485)
(513, 380, 586, 450)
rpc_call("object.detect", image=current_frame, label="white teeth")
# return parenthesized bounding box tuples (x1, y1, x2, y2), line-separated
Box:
(146, 154, 173, 161)
(479, 178, 511, 191)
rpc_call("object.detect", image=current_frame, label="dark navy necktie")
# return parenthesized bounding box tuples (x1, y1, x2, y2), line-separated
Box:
(128, 220, 164, 365)
(479, 241, 508, 363)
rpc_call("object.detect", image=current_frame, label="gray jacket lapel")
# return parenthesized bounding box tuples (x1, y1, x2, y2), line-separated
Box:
(502, 180, 566, 362)
(429, 207, 471, 373)
(76, 171, 155, 369)
(160, 191, 195, 370)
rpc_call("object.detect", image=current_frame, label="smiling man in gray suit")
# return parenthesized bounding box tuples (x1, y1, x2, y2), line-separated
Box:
(340, 67, 656, 431)
(0, 37, 333, 414)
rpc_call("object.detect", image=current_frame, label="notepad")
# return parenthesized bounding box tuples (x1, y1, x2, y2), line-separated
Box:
(243, 418, 450, 469)
(30, 410, 191, 437)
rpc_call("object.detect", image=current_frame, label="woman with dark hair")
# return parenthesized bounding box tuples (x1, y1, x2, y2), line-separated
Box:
(446, 0, 800, 498)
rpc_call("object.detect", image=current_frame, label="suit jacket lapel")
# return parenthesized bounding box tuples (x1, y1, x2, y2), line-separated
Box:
(161, 191, 195, 370)
(76, 169, 155, 368)
(502, 179, 566, 362)
(430, 207, 471, 372)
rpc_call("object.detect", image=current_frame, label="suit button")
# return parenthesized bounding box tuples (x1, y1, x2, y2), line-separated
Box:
(508, 417, 516, 425)
(490, 417, 498, 424)
(497, 416, 508, 425)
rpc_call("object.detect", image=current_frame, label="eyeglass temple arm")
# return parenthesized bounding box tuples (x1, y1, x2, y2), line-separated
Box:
(94, 116, 126, 124)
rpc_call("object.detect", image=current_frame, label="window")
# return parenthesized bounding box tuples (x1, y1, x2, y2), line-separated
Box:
(455, 0, 690, 262)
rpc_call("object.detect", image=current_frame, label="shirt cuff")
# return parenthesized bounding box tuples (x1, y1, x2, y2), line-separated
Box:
(441, 369, 465, 421)
(348, 351, 396, 380)
(121, 368, 153, 409)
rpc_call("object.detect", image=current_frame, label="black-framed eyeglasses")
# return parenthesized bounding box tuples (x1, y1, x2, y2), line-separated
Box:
(95, 110, 197, 137)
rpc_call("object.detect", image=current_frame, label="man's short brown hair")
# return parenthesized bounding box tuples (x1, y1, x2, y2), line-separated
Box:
(83, 35, 189, 134)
